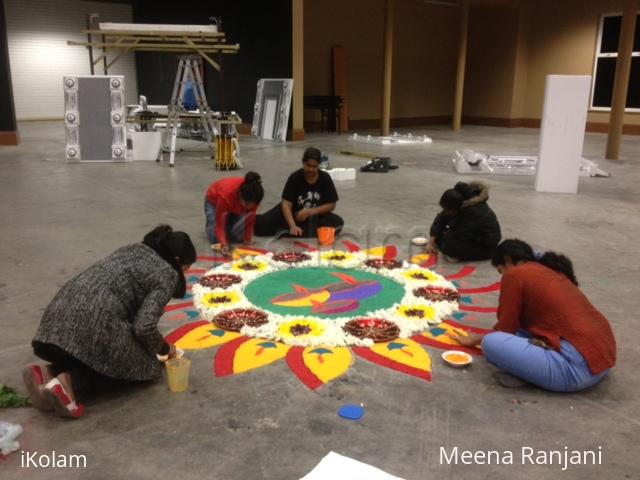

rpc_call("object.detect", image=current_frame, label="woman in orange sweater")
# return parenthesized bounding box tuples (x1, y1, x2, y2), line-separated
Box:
(204, 172, 264, 256)
(450, 239, 616, 392)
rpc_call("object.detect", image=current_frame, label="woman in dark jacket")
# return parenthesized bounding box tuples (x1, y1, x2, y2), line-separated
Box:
(425, 181, 501, 261)
(23, 225, 196, 419)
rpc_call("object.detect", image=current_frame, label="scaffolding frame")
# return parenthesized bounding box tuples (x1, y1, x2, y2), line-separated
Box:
(68, 17, 242, 168)
(68, 17, 239, 73)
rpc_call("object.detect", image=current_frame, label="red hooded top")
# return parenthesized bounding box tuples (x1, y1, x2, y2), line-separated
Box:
(206, 177, 256, 246)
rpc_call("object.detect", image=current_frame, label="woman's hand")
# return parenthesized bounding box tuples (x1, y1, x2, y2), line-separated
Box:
(290, 225, 304, 237)
(424, 242, 437, 254)
(446, 332, 484, 348)
(157, 343, 178, 361)
(424, 236, 438, 254)
(211, 243, 232, 257)
(295, 209, 311, 223)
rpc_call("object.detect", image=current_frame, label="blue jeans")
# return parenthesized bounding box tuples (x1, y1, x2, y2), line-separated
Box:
(482, 331, 609, 392)
(204, 198, 246, 244)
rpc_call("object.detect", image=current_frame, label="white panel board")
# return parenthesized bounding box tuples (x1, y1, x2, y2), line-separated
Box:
(64, 75, 126, 162)
(99, 22, 218, 33)
(534, 75, 591, 194)
(261, 98, 278, 139)
(251, 79, 293, 142)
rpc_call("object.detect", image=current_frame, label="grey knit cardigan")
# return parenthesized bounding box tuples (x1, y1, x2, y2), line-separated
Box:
(33, 243, 179, 381)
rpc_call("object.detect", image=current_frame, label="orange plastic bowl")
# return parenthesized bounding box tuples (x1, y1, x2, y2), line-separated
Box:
(442, 350, 473, 367)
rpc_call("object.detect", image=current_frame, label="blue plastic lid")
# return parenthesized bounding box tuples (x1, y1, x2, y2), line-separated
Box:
(338, 404, 365, 420)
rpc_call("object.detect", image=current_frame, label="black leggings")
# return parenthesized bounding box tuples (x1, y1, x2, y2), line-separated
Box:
(254, 203, 344, 238)
(437, 236, 496, 261)
(32, 341, 138, 400)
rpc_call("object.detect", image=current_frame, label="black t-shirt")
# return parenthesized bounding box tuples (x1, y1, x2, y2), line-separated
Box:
(281, 169, 339, 212)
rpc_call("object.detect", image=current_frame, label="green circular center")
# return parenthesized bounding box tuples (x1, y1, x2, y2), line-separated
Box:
(243, 267, 405, 319)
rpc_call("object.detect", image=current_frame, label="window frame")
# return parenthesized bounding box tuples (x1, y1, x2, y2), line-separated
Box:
(589, 12, 640, 113)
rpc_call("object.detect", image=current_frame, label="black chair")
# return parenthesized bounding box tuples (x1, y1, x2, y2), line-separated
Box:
(304, 95, 343, 132)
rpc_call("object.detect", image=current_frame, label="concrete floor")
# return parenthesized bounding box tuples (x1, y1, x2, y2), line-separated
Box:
(1, 121, 639, 479)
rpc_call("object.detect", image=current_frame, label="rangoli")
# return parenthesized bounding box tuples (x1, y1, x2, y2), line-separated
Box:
(164, 243, 498, 389)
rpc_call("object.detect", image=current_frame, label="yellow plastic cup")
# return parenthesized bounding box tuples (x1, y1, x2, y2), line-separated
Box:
(317, 227, 336, 247)
(165, 357, 191, 393)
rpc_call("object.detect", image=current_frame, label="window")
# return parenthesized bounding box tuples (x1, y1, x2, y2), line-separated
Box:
(590, 13, 640, 112)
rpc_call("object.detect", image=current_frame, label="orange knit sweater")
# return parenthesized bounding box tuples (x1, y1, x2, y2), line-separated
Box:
(494, 262, 616, 375)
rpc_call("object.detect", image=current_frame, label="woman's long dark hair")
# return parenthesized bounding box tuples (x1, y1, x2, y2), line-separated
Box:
(142, 225, 196, 298)
(491, 239, 578, 285)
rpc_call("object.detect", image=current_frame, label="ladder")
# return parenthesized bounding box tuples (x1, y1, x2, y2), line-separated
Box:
(162, 55, 218, 167)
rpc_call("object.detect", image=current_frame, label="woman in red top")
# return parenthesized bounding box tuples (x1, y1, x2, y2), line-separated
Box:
(451, 239, 616, 392)
(204, 172, 264, 256)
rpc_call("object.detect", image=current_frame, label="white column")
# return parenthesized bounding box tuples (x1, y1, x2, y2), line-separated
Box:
(535, 75, 591, 194)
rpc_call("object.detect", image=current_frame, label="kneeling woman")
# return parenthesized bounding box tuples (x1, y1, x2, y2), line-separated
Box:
(451, 239, 616, 392)
(204, 171, 264, 256)
(426, 181, 501, 261)
(24, 225, 196, 418)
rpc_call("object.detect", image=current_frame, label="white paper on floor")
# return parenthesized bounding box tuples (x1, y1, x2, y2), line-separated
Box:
(452, 149, 610, 177)
(350, 132, 432, 145)
(300, 451, 405, 480)
(0, 421, 23, 455)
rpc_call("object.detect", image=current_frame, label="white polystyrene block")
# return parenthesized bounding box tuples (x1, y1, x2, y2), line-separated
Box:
(535, 75, 591, 194)
(342, 168, 356, 180)
(131, 132, 162, 161)
(327, 168, 356, 181)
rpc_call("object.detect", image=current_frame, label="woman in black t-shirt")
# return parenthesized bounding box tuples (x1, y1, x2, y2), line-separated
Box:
(254, 147, 344, 238)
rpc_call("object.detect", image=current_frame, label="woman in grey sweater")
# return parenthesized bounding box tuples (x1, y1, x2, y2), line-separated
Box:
(23, 225, 196, 419)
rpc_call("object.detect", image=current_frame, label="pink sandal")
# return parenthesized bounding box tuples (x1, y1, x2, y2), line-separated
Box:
(22, 365, 53, 412)
(42, 378, 85, 419)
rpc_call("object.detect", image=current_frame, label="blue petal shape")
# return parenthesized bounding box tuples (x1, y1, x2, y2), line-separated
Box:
(387, 342, 407, 351)
(209, 329, 226, 337)
(310, 348, 333, 355)
(453, 312, 467, 320)
(429, 327, 446, 336)
(187, 276, 200, 283)
(460, 296, 473, 304)
(257, 341, 277, 349)
(186, 310, 200, 319)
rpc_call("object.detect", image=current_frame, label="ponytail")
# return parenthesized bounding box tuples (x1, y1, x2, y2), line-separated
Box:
(492, 239, 578, 285)
(240, 171, 264, 204)
(537, 251, 578, 286)
(142, 225, 196, 298)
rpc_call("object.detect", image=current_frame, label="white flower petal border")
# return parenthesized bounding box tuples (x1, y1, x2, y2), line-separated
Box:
(193, 252, 459, 347)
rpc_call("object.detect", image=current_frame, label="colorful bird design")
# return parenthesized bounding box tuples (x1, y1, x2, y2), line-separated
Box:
(272, 272, 382, 314)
